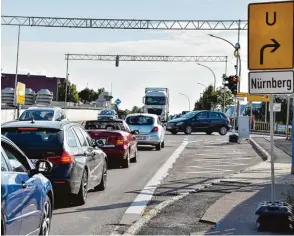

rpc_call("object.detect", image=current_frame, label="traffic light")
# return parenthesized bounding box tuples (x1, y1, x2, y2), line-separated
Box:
(223, 75, 239, 96)
(115, 55, 119, 67)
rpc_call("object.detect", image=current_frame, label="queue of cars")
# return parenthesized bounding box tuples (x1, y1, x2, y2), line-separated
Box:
(1, 107, 167, 235)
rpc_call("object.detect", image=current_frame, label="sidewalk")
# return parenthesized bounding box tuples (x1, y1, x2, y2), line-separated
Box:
(134, 136, 294, 235)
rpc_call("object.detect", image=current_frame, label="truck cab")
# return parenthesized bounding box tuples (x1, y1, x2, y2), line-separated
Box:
(142, 88, 169, 123)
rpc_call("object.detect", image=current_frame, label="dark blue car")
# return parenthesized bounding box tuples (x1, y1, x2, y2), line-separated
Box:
(166, 110, 232, 135)
(1, 135, 54, 235)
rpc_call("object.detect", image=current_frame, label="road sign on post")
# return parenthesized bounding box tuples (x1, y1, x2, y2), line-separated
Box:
(248, 1, 294, 70)
(115, 98, 121, 105)
(236, 92, 248, 98)
(247, 94, 270, 102)
(16, 82, 25, 104)
(249, 70, 294, 95)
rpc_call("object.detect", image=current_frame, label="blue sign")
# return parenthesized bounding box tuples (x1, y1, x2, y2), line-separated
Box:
(115, 98, 121, 105)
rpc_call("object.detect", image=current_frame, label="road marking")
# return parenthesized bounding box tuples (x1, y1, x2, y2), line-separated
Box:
(190, 162, 248, 167)
(196, 153, 247, 156)
(119, 139, 188, 225)
(192, 158, 252, 161)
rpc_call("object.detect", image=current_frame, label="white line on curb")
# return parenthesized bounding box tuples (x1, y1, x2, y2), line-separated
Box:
(118, 137, 189, 226)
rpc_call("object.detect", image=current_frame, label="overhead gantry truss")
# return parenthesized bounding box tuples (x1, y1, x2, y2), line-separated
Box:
(2, 16, 248, 30)
(65, 54, 228, 63)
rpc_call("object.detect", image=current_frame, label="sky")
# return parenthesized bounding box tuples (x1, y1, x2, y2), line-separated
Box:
(1, 0, 270, 114)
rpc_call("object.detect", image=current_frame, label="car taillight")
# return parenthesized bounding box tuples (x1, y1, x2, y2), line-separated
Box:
(116, 136, 127, 145)
(47, 152, 73, 165)
(151, 126, 159, 132)
(107, 136, 118, 145)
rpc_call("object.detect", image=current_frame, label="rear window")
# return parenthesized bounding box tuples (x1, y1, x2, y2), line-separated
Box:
(126, 116, 154, 125)
(85, 121, 123, 130)
(19, 110, 54, 121)
(1, 128, 63, 149)
(100, 110, 114, 116)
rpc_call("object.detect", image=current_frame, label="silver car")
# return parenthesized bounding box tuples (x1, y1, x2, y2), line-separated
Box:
(125, 113, 165, 151)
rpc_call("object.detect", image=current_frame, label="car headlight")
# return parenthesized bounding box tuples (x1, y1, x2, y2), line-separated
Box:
(176, 122, 183, 126)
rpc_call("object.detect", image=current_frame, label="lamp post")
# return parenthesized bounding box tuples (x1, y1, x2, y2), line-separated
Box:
(179, 93, 191, 111)
(198, 82, 207, 88)
(197, 63, 216, 91)
(209, 33, 241, 133)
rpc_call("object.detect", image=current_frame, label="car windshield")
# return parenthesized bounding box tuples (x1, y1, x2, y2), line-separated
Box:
(145, 96, 166, 105)
(19, 110, 54, 121)
(1, 128, 63, 150)
(85, 121, 123, 130)
(100, 110, 114, 116)
(126, 116, 154, 125)
(182, 111, 199, 119)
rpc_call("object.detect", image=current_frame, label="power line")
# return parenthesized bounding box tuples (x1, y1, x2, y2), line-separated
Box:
(2, 16, 247, 30)
(65, 54, 228, 62)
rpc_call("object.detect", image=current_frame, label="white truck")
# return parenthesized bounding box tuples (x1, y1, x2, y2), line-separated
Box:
(142, 87, 169, 123)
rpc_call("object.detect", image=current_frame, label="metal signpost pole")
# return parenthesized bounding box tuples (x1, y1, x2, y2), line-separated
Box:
(286, 96, 290, 140)
(292, 102, 294, 174)
(64, 55, 69, 110)
(269, 95, 276, 202)
(14, 25, 21, 119)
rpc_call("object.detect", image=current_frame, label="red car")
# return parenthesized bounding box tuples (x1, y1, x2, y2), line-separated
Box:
(84, 119, 138, 168)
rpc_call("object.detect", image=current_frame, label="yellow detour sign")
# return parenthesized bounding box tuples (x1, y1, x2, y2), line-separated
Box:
(248, 1, 294, 70)
(247, 94, 270, 102)
(236, 92, 248, 98)
(17, 82, 25, 104)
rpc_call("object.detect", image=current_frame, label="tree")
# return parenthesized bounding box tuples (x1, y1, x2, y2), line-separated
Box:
(131, 106, 142, 113)
(78, 87, 105, 103)
(194, 85, 234, 111)
(58, 80, 79, 103)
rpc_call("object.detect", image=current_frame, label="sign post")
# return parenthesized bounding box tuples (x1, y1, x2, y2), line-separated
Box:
(16, 82, 25, 119)
(269, 95, 276, 202)
(248, 0, 294, 208)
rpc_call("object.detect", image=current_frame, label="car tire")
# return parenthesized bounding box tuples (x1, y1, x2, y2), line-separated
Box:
(171, 131, 178, 135)
(122, 152, 130, 168)
(130, 148, 137, 163)
(184, 125, 192, 135)
(39, 195, 52, 235)
(155, 143, 161, 151)
(219, 126, 228, 136)
(95, 160, 107, 191)
(161, 141, 165, 148)
(75, 169, 88, 205)
(206, 131, 212, 135)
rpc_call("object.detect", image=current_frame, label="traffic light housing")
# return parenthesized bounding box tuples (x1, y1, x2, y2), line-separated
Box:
(223, 75, 239, 96)
(115, 55, 119, 67)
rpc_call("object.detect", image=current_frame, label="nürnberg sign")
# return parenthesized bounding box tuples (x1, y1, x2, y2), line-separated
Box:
(249, 70, 294, 95)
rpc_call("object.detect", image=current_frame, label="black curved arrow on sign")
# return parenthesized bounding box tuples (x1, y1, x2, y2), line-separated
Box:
(260, 39, 281, 65)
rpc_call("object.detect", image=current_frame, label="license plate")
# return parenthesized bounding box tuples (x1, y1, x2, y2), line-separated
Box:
(137, 136, 146, 140)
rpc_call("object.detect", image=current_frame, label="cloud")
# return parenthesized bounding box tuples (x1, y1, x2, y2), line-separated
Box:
(1, 30, 248, 114)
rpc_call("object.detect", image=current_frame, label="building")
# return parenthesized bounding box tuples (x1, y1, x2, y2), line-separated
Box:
(1, 73, 64, 100)
(96, 91, 113, 108)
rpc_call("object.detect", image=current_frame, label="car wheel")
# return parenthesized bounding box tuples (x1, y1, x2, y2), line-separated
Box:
(130, 148, 137, 163)
(206, 131, 212, 135)
(155, 143, 161, 151)
(171, 131, 178, 135)
(219, 126, 228, 136)
(39, 195, 52, 235)
(122, 152, 130, 168)
(95, 160, 107, 191)
(161, 141, 165, 148)
(75, 169, 88, 205)
(184, 125, 192, 135)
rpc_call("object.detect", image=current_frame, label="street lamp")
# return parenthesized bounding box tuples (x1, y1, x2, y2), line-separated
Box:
(197, 82, 207, 88)
(179, 93, 191, 111)
(197, 63, 216, 91)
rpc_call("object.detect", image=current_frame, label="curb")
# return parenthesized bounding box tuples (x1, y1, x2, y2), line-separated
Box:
(249, 137, 270, 162)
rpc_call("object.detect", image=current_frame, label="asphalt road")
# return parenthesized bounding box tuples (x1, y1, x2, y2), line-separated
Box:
(138, 134, 263, 235)
(50, 134, 187, 235)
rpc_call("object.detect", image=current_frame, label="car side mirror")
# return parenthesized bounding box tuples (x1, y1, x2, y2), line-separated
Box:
(95, 139, 105, 147)
(35, 160, 53, 173)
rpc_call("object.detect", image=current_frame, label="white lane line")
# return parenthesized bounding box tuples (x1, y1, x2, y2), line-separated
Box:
(121, 139, 188, 216)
